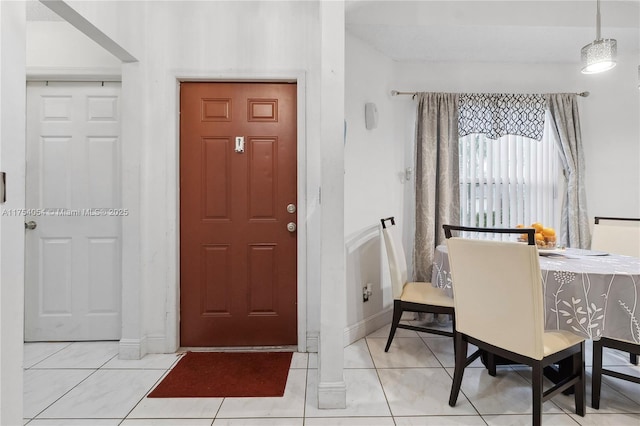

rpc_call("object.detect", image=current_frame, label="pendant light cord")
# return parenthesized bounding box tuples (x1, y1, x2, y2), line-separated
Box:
(596, 0, 601, 40)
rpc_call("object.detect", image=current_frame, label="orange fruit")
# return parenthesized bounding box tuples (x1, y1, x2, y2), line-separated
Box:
(535, 232, 545, 241)
(531, 223, 544, 233)
(542, 227, 556, 237)
(519, 225, 535, 241)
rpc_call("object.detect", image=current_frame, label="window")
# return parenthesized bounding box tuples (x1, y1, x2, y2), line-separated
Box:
(459, 117, 560, 234)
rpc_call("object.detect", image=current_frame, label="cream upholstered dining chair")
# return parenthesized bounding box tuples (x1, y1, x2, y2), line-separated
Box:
(591, 216, 640, 258)
(380, 217, 454, 352)
(443, 225, 585, 426)
(591, 216, 640, 367)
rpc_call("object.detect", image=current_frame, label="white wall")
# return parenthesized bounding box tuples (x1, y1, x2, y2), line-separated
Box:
(26, 21, 121, 76)
(345, 34, 405, 235)
(578, 55, 640, 219)
(344, 33, 405, 341)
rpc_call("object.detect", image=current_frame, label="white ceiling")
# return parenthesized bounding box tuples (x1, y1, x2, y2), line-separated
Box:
(346, 0, 640, 63)
(26, 0, 640, 64)
(26, 0, 63, 21)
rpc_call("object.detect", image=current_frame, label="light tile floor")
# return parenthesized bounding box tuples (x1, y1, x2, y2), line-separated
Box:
(24, 321, 640, 425)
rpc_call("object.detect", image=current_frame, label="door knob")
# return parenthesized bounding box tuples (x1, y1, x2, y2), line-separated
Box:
(287, 222, 297, 233)
(25, 221, 37, 230)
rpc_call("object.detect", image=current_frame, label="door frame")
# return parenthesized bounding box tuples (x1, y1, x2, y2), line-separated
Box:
(172, 71, 307, 352)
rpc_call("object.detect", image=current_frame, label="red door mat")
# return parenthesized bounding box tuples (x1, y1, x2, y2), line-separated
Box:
(148, 351, 293, 398)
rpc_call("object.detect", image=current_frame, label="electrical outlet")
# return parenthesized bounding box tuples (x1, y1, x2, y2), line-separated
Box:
(363, 284, 373, 302)
(363, 286, 369, 302)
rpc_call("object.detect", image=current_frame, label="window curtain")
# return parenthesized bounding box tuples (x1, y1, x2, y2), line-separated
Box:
(459, 93, 546, 141)
(545, 93, 591, 248)
(414, 93, 460, 281)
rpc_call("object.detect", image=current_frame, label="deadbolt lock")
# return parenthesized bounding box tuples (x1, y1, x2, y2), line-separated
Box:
(286, 203, 296, 214)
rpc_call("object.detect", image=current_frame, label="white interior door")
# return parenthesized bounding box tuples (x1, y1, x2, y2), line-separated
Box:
(25, 81, 122, 341)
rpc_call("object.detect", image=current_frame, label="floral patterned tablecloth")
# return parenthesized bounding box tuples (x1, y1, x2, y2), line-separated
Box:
(432, 245, 640, 344)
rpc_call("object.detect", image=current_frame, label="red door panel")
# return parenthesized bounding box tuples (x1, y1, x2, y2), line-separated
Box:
(180, 82, 297, 347)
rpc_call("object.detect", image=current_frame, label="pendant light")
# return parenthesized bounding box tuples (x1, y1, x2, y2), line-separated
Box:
(581, 0, 617, 74)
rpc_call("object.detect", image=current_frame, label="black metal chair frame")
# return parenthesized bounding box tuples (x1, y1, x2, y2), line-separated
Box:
(443, 224, 585, 426)
(594, 216, 640, 224)
(381, 217, 454, 353)
(593, 216, 640, 366)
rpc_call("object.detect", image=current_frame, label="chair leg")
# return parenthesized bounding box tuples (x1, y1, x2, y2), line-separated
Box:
(385, 300, 403, 352)
(448, 331, 467, 407)
(451, 314, 457, 360)
(592, 339, 603, 409)
(487, 352, 497, 377)
(532, 362, 543, 426)
(556, 357, 574, 395)
(630, 353, 638, 365)
(573, 343, 586, 416)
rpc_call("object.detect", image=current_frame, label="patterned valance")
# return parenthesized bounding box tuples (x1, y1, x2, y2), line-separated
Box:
(458, 93, 547, 141)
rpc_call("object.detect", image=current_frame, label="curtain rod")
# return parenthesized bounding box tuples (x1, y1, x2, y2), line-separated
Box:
(390, 90, 590, 97)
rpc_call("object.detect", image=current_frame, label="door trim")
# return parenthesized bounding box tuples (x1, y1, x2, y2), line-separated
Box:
(26, 67, 122, 82)
(173, 71, 307, 352)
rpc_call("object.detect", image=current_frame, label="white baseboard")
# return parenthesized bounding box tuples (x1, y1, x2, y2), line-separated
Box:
(119, 333, 168, 359)
(146, 334, 168, 353)
(317, 380, 347, 409)
(118, 337, 147, 360)
(343, 308, 392, 346)
(306, 310, 393, 354)
(306, 332, 319, 353)
(119, 316, 391, 358)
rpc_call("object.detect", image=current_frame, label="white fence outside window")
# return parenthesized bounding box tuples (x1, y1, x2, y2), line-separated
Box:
(459, 118, 560, 238)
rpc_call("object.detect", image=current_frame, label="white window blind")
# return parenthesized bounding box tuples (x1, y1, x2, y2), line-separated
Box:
(459, 119, 560, 237)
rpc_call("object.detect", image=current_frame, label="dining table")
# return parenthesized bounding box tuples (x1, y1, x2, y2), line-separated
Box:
(431, 244, 640, 345)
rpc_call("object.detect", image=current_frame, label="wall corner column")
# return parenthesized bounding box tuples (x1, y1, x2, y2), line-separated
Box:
(318, 0, 346, 409)
(119, 61, 146, 359)
(0, 1, 26, 424)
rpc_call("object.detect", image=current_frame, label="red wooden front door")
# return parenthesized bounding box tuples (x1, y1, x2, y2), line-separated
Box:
(180, 82, 297, 347)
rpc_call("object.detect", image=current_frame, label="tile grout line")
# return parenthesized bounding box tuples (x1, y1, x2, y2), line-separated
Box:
(301, 352, 309, 426)
(27, 367, 102, 421)
(364, 337, 396, 423)
(119, 365, 175, 424)
(24, 341, 74, 369)
(23, 338, 640, 423)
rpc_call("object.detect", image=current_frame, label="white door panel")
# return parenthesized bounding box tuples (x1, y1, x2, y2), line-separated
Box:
(25, 81, 122, 341)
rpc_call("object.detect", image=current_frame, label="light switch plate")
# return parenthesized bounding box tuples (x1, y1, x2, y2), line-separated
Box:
(0, 172, 5, 203)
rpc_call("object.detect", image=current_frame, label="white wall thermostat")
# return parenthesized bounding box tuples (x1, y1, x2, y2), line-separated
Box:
(365, 102, 378, 130)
